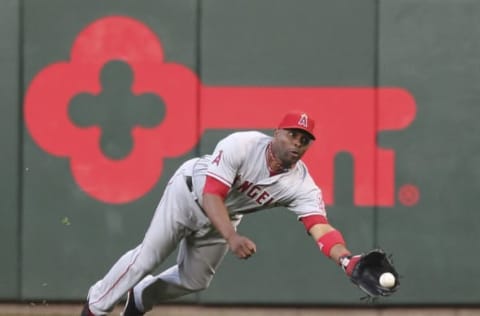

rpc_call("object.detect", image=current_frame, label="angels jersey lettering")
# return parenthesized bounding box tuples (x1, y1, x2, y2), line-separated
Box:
(190, 131, 326, 218)
(212, 150, 223, 166)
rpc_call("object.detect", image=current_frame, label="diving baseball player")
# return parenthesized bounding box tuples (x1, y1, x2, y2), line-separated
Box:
(81, 111, 396, 316)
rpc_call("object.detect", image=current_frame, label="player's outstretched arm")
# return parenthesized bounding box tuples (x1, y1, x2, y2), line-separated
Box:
(202, 193, 256, 259)
(306, 222, 362, 275)
(308, 223, 352, 264)
(307, 223, 363, 275)
(308, 222, 400, 298)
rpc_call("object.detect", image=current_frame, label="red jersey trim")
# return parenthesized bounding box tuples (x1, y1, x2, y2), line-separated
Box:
(206, 171, 232, 187)
(203, 175, 229, 200)
(299, 214, 329, 232)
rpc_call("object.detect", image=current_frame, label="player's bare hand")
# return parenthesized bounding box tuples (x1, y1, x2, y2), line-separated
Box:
(227, 233, 257, 259)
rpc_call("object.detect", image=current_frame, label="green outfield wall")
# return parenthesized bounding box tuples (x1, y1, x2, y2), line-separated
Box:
(1, 0, 479, 306)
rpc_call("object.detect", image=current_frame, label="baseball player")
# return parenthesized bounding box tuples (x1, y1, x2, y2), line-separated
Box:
(81, 110, 367, 316)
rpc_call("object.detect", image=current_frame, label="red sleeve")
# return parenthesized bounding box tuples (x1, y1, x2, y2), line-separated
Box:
(300, 214, 329, 232)
(203, 175, 230, 200)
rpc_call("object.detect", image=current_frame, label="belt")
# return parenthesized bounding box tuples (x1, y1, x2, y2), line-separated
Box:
(185, 176, 239, 220)
(186, 175, 194, 192)
(185, 176, 207, 215)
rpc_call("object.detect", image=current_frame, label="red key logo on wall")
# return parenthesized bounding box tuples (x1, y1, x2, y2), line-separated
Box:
(24, 16, 417, 206)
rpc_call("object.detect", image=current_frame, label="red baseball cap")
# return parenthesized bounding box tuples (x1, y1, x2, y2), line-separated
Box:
(277, 110, 316, 140)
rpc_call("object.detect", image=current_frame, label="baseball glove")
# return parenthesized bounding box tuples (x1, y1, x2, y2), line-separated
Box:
(340, 249, 400, 298)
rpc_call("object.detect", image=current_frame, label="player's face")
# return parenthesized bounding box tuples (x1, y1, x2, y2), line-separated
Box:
(272, 129, 313, 167)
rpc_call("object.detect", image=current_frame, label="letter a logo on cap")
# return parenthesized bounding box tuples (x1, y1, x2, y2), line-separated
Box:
(298, 113, 308, 128)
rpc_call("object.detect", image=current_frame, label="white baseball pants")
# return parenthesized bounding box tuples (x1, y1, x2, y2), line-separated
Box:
(86, 159, 240, 315)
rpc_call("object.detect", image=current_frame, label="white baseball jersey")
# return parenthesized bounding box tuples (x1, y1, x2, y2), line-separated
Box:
(87, 131, 327, 315)
(190, 131, 326, 219)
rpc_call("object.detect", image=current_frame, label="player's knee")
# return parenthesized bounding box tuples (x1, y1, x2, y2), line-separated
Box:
(131, 246, 161, 275)
(185, 281, 209, 292)
(183, 275, 213, 292)
(138, 256, 160, 275)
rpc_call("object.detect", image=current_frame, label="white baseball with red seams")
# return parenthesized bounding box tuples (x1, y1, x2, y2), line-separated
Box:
(86, 129, 326, 315)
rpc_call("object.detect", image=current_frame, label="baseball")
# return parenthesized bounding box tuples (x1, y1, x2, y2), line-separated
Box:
(379, 272, 395, 288)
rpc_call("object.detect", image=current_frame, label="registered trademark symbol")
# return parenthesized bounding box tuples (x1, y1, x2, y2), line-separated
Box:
(398, 184, 419, 206)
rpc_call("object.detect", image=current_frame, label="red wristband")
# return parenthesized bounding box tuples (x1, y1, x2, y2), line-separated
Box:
(316, 230, 346, 257)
